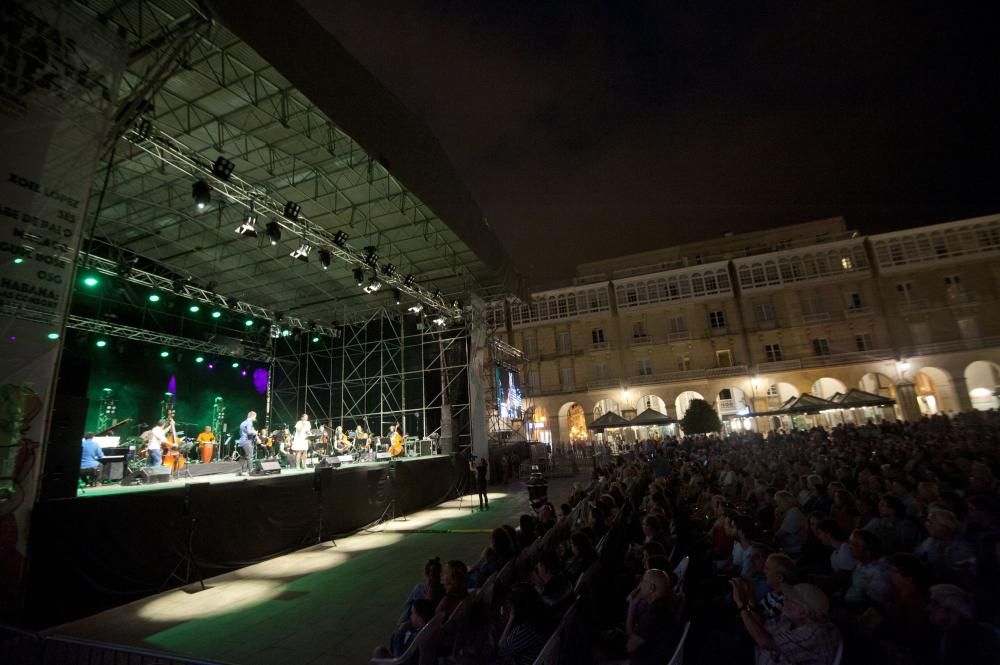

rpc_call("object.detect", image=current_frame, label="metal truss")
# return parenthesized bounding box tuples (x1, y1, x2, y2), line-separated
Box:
(120, 124, 462, 319)
(269, 307, 471, 448)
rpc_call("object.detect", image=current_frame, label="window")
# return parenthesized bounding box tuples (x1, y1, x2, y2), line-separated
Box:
(841, 256, 854, 270)
(854, 334, 872, 351)
(668, 316, 687, 333)
(957, 317, 979, 340)
(767, 384, 780, 397)
(801, 294, 825, 316)
(944, 274, 964, 300)
(557, 331, 571, 354)
(527, 371, 540, 391)
(559, 366, 575, 389)
(719, 388, 733, 400)
(845, 292, 863, 309)
(677, 355, 691, 371)
(812, 338, 831, 356)
(591, 328, 605, 345)
(638, 358, 653, 376)
(896, 282, 914, 303)
(523, 335, 537, 357)
(709, 310, 726, 329)
(592, 363, 608, 380)
(764, 344, 783, 362)
(716, 349, 733, 367)
(755, 303, 775, 323)
(632, 321, 647, 339)
(909, 322, 931, 345)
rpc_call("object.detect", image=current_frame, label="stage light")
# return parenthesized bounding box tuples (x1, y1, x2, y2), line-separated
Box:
(353, 267, 365, 286)
(189, 304, 200, 313)
(244, 319, 254, 327)
(192, 180, 211, 209)
(82, 273, 99, 287)
(289, 242, 312, 262)
(403, 274, 416, 288)
(148, 292, 161, 303)
(333, 230, 349, 246)
(381, 262, 396, 277)
(408, 303, 423, 314)
(47, 332, 59, 340)
(311, 335, 320, 343)
(364, 276, 382, 294)
(318, 249, 331, 269)
(241, 370, 247, 377)
(281, 329, 291, 337)
(195, 356, 204, 363)
(231, 362, 239, 368)
(116, 256, 137, 278)
(432, 289, 441, 300)
(451, 300, 460, 310)
(160, 350, 170, 358)
(211, 310, 222, 319)
(363, 246, 379, 267)
(13, 257, 24, 264)
(95, 339, 107, 348)
(283, 201, 301, 221)
(235, 214, 258, 237)
(208, 363, 215, 369)
(136, 117, 153, 140)
(433, 316, 446, 326)
(212, 156, 235, 180)
(265, 220, 281, 245)
(393, 288, 401, 305)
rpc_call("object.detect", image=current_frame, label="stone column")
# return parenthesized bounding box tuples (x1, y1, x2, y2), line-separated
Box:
(894, 382, 921, 422)
(950, 377, 974, 413)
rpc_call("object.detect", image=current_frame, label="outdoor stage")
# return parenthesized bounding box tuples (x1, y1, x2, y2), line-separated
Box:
(23, 454, 463, 628)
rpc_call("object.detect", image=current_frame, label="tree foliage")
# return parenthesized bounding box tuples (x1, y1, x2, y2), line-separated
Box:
(680, 398, 722, 434)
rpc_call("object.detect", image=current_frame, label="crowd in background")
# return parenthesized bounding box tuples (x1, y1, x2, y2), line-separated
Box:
(371, 410, 1000, 664)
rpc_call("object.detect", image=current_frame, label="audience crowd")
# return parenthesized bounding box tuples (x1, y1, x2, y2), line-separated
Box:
(371, 410, 1000, 664)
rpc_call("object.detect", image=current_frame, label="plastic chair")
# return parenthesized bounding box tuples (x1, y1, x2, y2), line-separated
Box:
(831, 638, 844, 665)
(673, 556, 690, 594)
(370, 613, 442, 665)
(666, 621, 691, 665)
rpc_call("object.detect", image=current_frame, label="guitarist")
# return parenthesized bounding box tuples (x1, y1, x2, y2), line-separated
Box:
(236, 411, 257, 476)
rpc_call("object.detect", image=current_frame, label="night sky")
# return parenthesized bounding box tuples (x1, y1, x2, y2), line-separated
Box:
(301, 1, 1000, 285)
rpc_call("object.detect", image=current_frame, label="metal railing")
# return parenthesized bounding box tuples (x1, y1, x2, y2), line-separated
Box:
(844, 306, 872, 318)
(756, 349, 895, 373)
(0, 626, 234, 665)
(900, 336, 1000, 358)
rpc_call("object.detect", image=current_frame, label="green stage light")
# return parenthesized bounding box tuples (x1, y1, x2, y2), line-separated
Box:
(13, 257, 24, 264)
(189, 304, 200, 313)
(82, 275, 99, 287)
(95, 339, 107, 348)
(231, 362, 239, 368)
(312, 336, 320, 343)
(211, 311, 222, 319)
(148, 293, 161, 303)
(244, 319, 254, 327)
(160, 350, 170, 358)
(47, 332, 59, 340)
(195, 356, 204, 363)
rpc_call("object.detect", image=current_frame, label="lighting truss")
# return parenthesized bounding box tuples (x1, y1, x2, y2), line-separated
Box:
(122, 125, 461, 318)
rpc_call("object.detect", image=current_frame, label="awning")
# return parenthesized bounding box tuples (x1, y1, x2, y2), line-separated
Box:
(588, 411, 633, 431)
(830, 388, 896, 408)
(748, 392, 839, 416)
(629, 408, 675, 425)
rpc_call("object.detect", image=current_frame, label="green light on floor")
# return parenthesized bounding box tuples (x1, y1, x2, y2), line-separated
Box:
(160, 350, 170, 358)
(83, 275, 99, 287)
(231, 362, 239, 368)
(195, 356, 204, 363)
(211, 311, 222, 319)
(13, 257, 24, 264)
(189, 304, 200, 313)
(148, 293, 161, 303)
(47, 332, 59, 340)
(95, 339, 107, 348)
(244, 319, 254, 327)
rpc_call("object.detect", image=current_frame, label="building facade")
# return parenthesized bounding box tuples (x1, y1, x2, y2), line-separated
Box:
(488, 214, 1000, 443)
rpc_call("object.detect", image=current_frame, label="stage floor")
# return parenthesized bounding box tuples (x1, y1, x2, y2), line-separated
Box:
(44, 476, 583, 665)
(78, 456, 445, 497)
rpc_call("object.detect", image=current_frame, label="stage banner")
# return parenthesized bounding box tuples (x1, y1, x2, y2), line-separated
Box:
(0, 0, 125, 619)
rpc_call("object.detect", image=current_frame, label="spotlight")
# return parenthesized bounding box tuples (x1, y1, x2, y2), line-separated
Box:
(82, 274, 99, 287)
(235, 214, 258, 237)
(432, 289, 441, 300)
(281, 328, 292, 337)
(192, 180, 211, 209)
(283, 201, 301, 221)
(363, 246, 379, 267)
(265, 220, 281, 245)
(353, 267, 365, 286)
(13, 257, 24, 265)
(231, 362, 239, 368)
(212, 156, 235, 180)
(47, 332, 60, 340)
(211, 311, 222, 319)
(311, 335, 320, 343)
(95, 339, 107, 348)
(364, 276, 382, 294)
(381, 262, 396, 277)
(244, 319, 254, 327)
(451, 300, 460, 310)
(393, 288, 401, 305)
(403, 274, 416, 288)
(160, 350, 170, 358)
(189, 304, 200, 313)
(408, 303, 423, 314)
(433, 316, 446, 326)
(148, 292, 161, 303)
(270, 324, 281, 339)
(318, 249, 331, 269)
(333, 230, 349, 247)
(289, 242, 312, 262)
(136, 117, 153, 140)
(195, 356, 204, 363)
(116, 256, 137, 278)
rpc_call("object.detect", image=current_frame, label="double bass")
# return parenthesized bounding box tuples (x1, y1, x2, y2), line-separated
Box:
(162, 411, 186, 473)
(388, 422, 404, 457)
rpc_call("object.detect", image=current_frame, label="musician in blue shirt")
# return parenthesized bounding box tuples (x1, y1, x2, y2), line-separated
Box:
(80, 433, 104, 487)
(237, 411, 257, 476)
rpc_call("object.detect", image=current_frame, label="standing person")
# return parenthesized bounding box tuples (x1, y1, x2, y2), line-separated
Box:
(79, 432, 104, 487)
(474, 455, 489, 510)
(292, 413, 311, 469)
(237, 411, 257, 476)
(148, 419, 167, 467)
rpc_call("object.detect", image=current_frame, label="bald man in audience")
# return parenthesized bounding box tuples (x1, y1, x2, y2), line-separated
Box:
(625, 568, 681, 665)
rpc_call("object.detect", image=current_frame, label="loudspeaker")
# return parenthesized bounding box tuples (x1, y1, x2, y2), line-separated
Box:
(318, 456, 340, 469)
(141, 466, 172, 484)
(419, 439, 433, 456)
(100, 459, 125, 481)
(39, 395, 90, 500)
(252, 460, 281, 475)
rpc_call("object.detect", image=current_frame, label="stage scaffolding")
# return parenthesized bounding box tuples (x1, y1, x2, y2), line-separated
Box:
(269, 308, 473, 452)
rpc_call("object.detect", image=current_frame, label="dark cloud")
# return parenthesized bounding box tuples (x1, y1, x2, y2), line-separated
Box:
(301, 0, 1000, 285)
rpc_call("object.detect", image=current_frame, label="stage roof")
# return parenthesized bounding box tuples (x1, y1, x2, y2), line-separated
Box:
(82, 0, 522, 324)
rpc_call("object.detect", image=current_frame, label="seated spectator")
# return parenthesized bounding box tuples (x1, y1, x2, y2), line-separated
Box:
(864, 494, 920, 553)
(773, 491, 806, 555)
(501, 523, 519, 554)
(641, 514, 671, 550)
(397, 557, 445, 625)
(731, 581, 841, 665)
(915, 508, 976, 581)
(565, 531, 596, 582)
(964, 496, 998, 547)
(517, 514, 537, 550)
(532, 549, 572, 612)
(816, 519, 856, 573)
(744, 543, 773, 606)
(831, 489, 860, 534)
(492, 584, 548, 665)
(535, 503, 557, 537)
(803, 475, 833, 516)
(626, 569, 680, 665)
(436, 559, 469, 620)
(858, 552, 932, 655)
(799, 511, 833, 575)
(373, 598, 436, 660)
(468, 527, 514, 588)
(759, 553, 796, 620)
(927, 584, 1000, 665)
(845, 529, 890, 607)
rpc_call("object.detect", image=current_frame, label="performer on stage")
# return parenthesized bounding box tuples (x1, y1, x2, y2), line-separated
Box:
(292, 413, 311, 469)
(80, 432, 104, 487)
(148, 419, 167, 467)
(237, 411, 257, 476)
(197, 425, 216, 464)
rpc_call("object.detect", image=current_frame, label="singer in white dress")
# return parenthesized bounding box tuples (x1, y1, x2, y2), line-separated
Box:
(292, 413, 311, 469)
